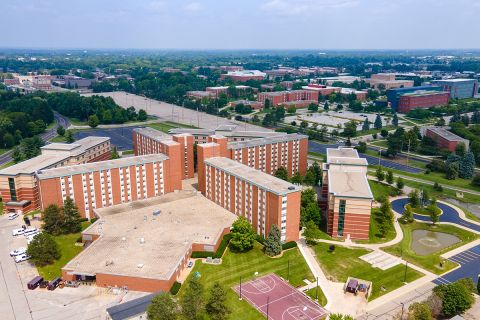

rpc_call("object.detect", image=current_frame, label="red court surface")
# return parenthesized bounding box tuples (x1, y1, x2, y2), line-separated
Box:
(233, 274, 328, 320)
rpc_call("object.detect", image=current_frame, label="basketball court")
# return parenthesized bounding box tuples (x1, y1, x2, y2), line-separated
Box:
(233, 274, 328, 320)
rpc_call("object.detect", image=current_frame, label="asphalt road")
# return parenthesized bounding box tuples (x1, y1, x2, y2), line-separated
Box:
(73, 126, 137, 151)
(0, 112, 71, 166)
(391, 198, 480, 232)
(308, 141, 423, 174)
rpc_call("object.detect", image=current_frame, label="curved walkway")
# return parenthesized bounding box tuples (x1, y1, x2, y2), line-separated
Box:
(391, 198, 480, 233)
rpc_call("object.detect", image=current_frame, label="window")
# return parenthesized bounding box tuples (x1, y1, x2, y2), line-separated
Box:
(337, 200, 346, 237)
(8, 178, 17, 202)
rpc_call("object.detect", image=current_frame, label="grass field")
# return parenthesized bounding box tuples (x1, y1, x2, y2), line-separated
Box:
(37, 221, 90, 280)
(147, 121, 197, 133)
(401, 179, 480, 205)
(179, 242, 314, 320)
(383, 222, 479, 274)
(0, 161, 15, 169)
(305, 286, 328, 307)
(354, 208, 396, 245)
(312, 243, 423, 300)
(368, 180, 399, 202)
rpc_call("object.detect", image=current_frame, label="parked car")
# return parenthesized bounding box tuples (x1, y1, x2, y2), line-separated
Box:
(23, 228, 38, 237)
(12, 228, 25, 236)
(47, 277, 62, 291)
(346, 279, 359, 294)
(39, 281, 49, 289)
(15, 254, 31, 263)
(8, 213, 19, 220)
(10, 247, 27, 257)
(27, 276, 44, 290)
(187, 261, 194, 268)
(64, 280, 80, 288)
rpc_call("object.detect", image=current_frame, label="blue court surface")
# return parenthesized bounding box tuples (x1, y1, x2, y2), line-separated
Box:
(433, 245, 480, 285)
(308, 141, 422, 173)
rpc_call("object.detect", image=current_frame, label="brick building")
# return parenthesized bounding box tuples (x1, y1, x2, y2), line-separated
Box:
(397, 91, 450, 113)
(62, 191, 236, 292)
(230, 100, 264, 110)
(431, 79, 479, 99)
(133, 128, 194, 180)
(0, 137, 111, 214)
(257, 90, 319, 107)
(201, 157, 301, 242)
(196, 134, 308, 180)
(36, 154, 182, 219)
(367, 73, 414, 90)
(320, 148, 373, 240)
(386, 86, 443, 111)
(186, 91, 215, 100)
(423, 127, 469, 152)
(220, 70, 266, 82)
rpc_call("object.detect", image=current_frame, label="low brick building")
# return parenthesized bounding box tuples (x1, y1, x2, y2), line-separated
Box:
(397, 91, 450, 113)
(424, 126, 469, 152)
(257, 90, 319, 107)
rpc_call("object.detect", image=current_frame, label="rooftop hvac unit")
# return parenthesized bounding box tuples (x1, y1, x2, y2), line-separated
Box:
(288, 186, 295, 190)
(140, 238, 145, 244)
(153, 210, 161, 216)
(137, 264, 144, 269)
(121, 237, 126, 241)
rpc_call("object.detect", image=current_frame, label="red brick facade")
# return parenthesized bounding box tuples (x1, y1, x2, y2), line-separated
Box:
(398, 92, 450, 113)
(257, 90, 319, 107)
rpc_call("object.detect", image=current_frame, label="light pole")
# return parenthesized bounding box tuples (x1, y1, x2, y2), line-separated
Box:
(403, 262, 408, 283)
(400, 302, 405, 320)
(239, 276, 242, 300)
(315, 277, 319, 301)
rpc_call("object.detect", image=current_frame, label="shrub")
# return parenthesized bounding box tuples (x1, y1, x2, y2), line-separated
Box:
(170, 281, 181, 295)
(191, 234, 232, 259)
(282, 241, 297, 250)
(90, 217, 98, 223)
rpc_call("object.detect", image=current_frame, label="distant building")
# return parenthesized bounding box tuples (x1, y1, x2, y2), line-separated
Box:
(257, 90, 319, 107)
(431, 79, 479, 99)
(386, 86, 444, 111)
(423, 127, 469, 152)
(367, 73, 414, 90)
(55, 75, 93, 89)
(205, 85, 254, 97)
(302, 84, 342, 96)
(339, 88, 367, 101)
(230, 100, 263, 110)
(186, 90, 215, 99)
(320, 148, 373, 240)
(220, 70, 266, 82)
(397, 90, 450, 113)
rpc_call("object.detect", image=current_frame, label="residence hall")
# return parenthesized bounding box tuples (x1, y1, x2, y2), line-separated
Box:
(200, 157, 301, 242)
(62, 190, 236, 292)
(36, 154, 182, 219)
(423, 126, 470, 152)
(133, 128, 194, 180)
(0, 137, 111, 214)
(320, 148, 373, 240)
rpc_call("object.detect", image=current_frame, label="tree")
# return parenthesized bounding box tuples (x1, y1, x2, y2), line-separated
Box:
(407, 302, 432, 320)
(264, 224, 282, 257)
(386, 170, 394, 184)
(12, 146, 22, 163)
(381, 129, 388, 138)
(111, 146, 120, 159)
(403, 204, 414, 223)
(138, 109, 148, 121)
(455, 142, 466, 157)
(408, 190, 420, 208)
(374, 114, 383, 130)
(63, 197, 82, 233)
(88, 114, 100, 128)
(274, 167, 289, 181)
(305, 202, 322, 227)
(328, 313, 353, 320)
(181, 277, 204, 320)
(147, 293, 178, 320)
(361, 118, 370, 132)
(342, 120, 357, 138)
(477, 276, 480, 295)
(304, 220, 320, 245)
(429, 205, 440, 225)
(26, 232, 60, 266)
(396, 177, 405, 191)
(230, 217, 256, 252)
(433, 281, 474, 317)
(206, 282, 230, 320)
(56, 125, 65, 136)
(421, 189, 429, 207)
(300, 121, 309, 130)
(290, 172, 303, 184)
(445, 162, 459, 180)
(375, 167, 385, 182)
(323, 101, 329, 111)
(459, 152, 475, 179)
(308, 103, 319, 112)
(303, 170, 316, 186)
(262, 113, 275, 126)
(355, 141, 367, 153)
(42, 205, 65, 236)
(264, 99, 271, 109)
(392, 113, 399, 127)
(65, 130, 75, 143)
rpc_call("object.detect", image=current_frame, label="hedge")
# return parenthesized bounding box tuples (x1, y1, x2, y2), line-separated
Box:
(170, 281, 181, 295)
(90, 217, 98, 223)
(282, 241, 297, 250)
(191, 233, 232, 259)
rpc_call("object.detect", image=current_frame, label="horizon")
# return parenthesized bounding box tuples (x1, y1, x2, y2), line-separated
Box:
(2, 0, 479, 50)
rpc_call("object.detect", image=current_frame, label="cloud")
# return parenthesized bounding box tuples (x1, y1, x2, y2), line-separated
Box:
(147, 0, 165, 13)
(183, 2, 202, 12)
(261, 0, 359, 15)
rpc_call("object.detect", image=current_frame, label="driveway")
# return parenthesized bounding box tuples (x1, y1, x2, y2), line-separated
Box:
(391, 198, 480, 233)
(308, 141, 423, 174)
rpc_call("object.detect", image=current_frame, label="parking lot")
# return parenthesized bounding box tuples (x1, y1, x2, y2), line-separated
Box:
(434, 245, 480, 285)
(0, 214, 147, 320)
(74, 126, 137, 151)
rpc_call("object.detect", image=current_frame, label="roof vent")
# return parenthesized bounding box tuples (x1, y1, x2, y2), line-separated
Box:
(288, 186, 295, 190)
(153, 210, 161, 216)
(137, 264, 144, 269)
(140, 238, 145, 244)
(121, 237, 126, 241)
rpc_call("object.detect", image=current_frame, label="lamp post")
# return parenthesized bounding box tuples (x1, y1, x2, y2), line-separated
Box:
(403, 262, 408, 283)
(400, 302, 405, 320)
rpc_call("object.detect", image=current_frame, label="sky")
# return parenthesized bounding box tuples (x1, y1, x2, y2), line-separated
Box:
(1, 0, 479, 50)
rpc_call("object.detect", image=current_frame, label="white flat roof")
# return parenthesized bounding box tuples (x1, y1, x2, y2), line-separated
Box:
(328, 170, 373, 199)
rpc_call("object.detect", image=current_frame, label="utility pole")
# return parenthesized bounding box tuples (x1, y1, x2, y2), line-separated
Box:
(406, 139, 411, 166)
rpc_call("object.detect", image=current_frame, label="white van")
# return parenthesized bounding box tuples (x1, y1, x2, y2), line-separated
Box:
(15, 254, 31, 263)
(23, 228, 38, 237)
(10, 247, 27, 257)
(8, 213, 19, 220)
(12, 228, 25, 236)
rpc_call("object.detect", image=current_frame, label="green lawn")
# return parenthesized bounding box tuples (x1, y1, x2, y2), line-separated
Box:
(36, 221, 90, 280)
(122, 149, 135, 155)
(383, 222, 479, 275)
(357, 125, 396, 137)
(369, 140, 389, 148)
(179, 242, 314, 320)
(354, 208, 396, 245)
(305, 286, 328, 307)
(312, 243, 423, 300)
(368, 180, 398, 202)
(0, 161, 15, 169)
(308, 151, 326, 162)
(147, 121, 197, 133)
